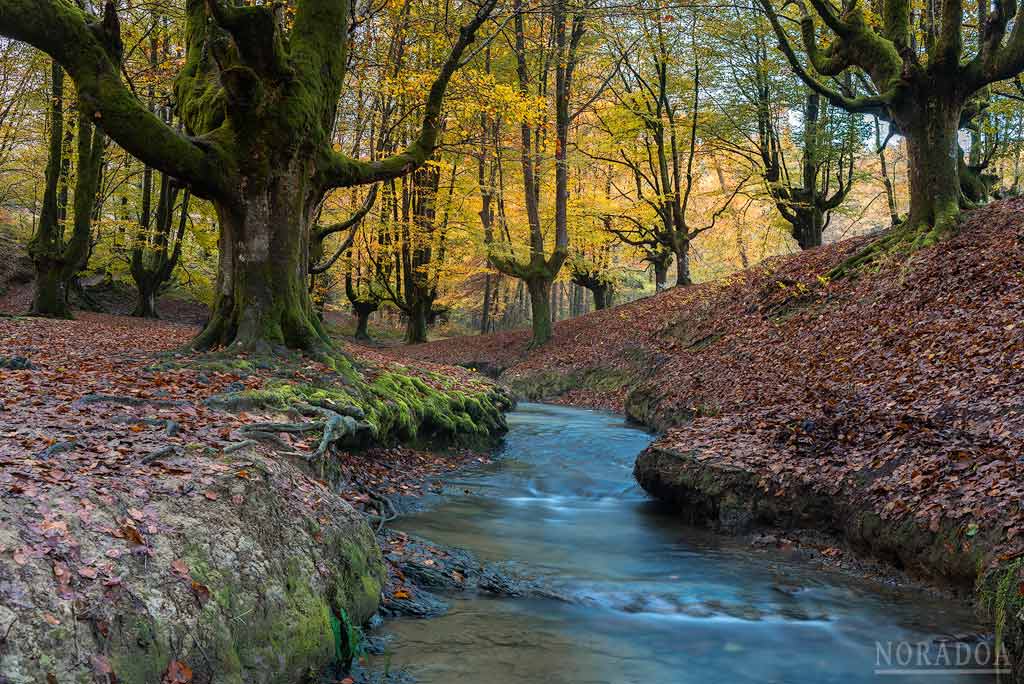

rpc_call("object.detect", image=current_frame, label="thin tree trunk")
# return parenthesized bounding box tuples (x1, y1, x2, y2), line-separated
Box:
(527, 277, 553, 345)
(480, 272, 492, 334)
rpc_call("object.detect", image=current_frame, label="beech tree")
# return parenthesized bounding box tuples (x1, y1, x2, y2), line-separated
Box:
(569, 248, 616, 309)
(29, 63, 105, 318)
(595, 10, 747, 286)
(485, 0, 584, 346)
(758, 0, 1024, 249)
(130, 171, 190, 318)
(0, 0, 496, 352)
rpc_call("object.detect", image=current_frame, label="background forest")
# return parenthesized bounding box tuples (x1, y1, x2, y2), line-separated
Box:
(1, 0, 1023, 345)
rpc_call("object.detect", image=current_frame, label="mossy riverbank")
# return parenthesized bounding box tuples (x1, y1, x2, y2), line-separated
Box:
(0, 314, 513, 683)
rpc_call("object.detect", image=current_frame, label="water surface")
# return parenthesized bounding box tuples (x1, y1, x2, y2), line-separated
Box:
(376, 403, 995, 683)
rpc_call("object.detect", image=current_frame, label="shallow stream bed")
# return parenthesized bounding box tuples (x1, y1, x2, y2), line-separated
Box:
(372, 403, 996, 683)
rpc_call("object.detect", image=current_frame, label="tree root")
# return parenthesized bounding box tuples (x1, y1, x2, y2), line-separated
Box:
(242, 430, 298, 451)
(223, 439, 258, 454)
(365, 490, 398, 532)
(139, 445, 177, 465)
(240, 421, 323, 435)
(38, 441, 75, 460)
(827, 216, 959, 280)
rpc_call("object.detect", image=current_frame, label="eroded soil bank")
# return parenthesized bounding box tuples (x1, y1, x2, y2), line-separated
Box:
(0, 313, 510, 683)
(400, 199, 1024, 679)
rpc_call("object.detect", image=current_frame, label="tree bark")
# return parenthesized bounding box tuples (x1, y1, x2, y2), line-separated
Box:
(192, 164, 330, 352)
(354, 309, 371, 341)
(527, 277, 553, 346)
(674, 239, 692, 287)
(405, 297, 430, 344)
(654, 258, 669, 291)
(480, 272, 492, 334)
(352, 302, 376, 341)
(133, 288, 159, 318)
(900, 104, 963, 242)
(792, 210, 825, 250)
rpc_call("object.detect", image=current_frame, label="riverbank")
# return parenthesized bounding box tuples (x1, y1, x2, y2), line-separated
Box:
(0, 313, 510, 683)
(399, 199, 1024, 677)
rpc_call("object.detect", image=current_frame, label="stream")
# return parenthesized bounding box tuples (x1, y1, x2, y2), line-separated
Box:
(372, 403, 996, 683)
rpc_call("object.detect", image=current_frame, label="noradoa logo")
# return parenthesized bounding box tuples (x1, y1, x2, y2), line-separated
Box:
(874, 640, 1012, 676)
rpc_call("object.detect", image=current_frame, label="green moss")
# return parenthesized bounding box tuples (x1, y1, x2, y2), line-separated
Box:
(979, 559, 1024, 665)
(361, 370, 506, 447)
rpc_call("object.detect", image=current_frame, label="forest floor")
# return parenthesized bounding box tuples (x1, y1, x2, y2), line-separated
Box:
(0, 312, 497, 523)
(400, 199, 1024, 610)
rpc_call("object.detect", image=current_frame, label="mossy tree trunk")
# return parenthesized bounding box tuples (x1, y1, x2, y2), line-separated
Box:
(673, 238, 692, 287)
(570, 268, 613, 310)
(29, 62, 105, 318)
(352, 301, 376, 341)
(405, 297, 431, 344)
(0, 0, 495, 352)
(897, 101, 964, 242)
(193, 166, 330, 351)
(526, 276, 553, 346)
(652, 254, 670, 291)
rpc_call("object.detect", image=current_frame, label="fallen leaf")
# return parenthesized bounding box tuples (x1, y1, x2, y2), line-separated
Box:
(162, 659, 193, 684)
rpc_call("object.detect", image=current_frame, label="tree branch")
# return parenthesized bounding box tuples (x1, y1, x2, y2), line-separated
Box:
(0, 0, 229, 200)
(321, 0, 498, 188)
(758, 0, 896, 115)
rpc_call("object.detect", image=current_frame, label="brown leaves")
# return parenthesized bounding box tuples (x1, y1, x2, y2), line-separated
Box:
(190, 581, 211, 605)
(170, 559, 190, 577)
(162, 660, 192, 684)
(119, 522, 145, 546)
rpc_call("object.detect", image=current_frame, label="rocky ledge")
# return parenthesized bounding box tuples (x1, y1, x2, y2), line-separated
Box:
(0, 445, 384, 684)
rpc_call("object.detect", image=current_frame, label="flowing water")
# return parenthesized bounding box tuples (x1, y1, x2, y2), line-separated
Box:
(374, 403, 997, 683)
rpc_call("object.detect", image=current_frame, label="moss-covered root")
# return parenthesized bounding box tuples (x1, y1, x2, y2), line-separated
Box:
(205, 361, 511, 452)
(365, 371, 510, 447)
(828, 213, 960, 280)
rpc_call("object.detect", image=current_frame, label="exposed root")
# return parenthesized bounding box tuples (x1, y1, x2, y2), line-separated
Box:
(828, 215, 960, 280)
(38, 441, 75, 459)
(365, 490, 398, 532)
(240, 421, 323, 435)
(242, 430, 297, 451)
(139, 445, 177, 465)
(223, 439, 258, 454)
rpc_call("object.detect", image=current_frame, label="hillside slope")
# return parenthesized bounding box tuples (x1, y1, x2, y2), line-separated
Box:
(403, 198, 1024, 674)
